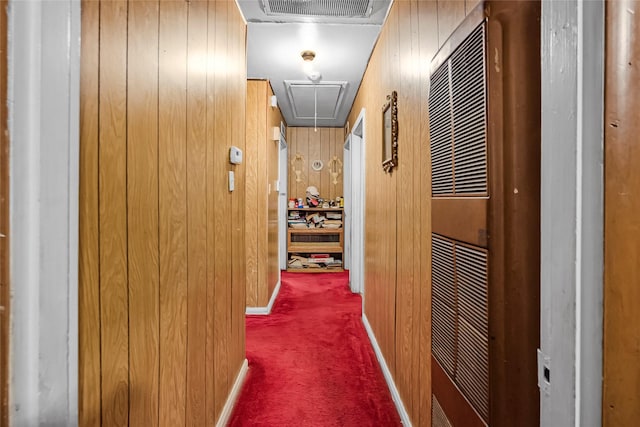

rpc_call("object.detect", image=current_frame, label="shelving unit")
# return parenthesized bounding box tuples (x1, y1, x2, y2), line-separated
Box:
(287, 207, 344, 273)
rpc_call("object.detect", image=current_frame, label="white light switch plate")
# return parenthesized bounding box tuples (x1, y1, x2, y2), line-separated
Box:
(229, 146, 243, 164)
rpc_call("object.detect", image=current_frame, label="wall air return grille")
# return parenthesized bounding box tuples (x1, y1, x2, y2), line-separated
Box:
(262, 0, 373, 18)
(429, 23, 487, 196)
(431, 234, 489, 423)
(432, 394, 454, 427)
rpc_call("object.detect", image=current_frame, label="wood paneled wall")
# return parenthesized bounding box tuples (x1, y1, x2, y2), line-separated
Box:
(347, 1, 476, 425)
(604, 1, 640, 425)
(79, 1, 246, 425)
(287, 127, 344, 201)
(246, 80, 282, 307)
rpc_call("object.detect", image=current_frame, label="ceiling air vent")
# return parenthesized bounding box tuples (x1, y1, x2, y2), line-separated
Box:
(262, 0, 373, 18)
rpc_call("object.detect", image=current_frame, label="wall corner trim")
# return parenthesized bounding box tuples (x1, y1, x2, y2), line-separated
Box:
(362, 314, 412, 426)
(216, 358, 249, 427)
(246, 280, 281, 315)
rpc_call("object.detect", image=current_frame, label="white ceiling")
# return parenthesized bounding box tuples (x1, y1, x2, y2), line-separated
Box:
(237, 0, 393, 128)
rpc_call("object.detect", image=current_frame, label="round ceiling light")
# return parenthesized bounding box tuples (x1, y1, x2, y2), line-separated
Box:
(301, 50, 316, 62)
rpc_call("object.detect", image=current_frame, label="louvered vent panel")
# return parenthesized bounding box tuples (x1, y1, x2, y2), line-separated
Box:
(432, 394, 454, 427)
(429, 63, 453, 195)
(429, 22, 487, 196)
(457, 317, 489, 422)
(451, 24, 487, 194)
(456, 245, 488, 335)
(263, 0, 372, 17)
(431, 235, 456, 375)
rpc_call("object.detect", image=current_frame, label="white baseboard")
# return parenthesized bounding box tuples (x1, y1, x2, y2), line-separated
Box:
(245, 280, 281, 315)
(362, 314, 412, 426)
(216, 358, 249, 427)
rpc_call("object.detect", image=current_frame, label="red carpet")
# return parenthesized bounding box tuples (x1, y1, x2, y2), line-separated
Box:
(229, 272, 401, 426)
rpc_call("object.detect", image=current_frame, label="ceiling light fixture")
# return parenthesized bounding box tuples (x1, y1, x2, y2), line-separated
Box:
(301, 50, 316, 62)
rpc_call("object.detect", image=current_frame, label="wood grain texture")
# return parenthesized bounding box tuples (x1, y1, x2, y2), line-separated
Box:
(184, 2, 208, 424)
(287, 127, 344, 200)
(212, 0, 230, 415)
(80, 1, 247, 425)
(417, 2, 439, 424)
(79, 0, 101, 425)
(158, 1, 188, 425)
(245, 81, 260, 307)
(127, 1, 161, 424)
(204, 1, 218, 422)
(98, 2, 130, 424)
(245, 80, 283, 307)
(345, 0, 458, 423)
(437, 0, 466, 48)
(604, 1, 640, 425)
(0, 0, 8, 424)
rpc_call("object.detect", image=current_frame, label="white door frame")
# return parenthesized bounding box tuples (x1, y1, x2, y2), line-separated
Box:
(348, 109, 366, 295)
(278, 125, 288, 271)
(343, 134, 352, 270)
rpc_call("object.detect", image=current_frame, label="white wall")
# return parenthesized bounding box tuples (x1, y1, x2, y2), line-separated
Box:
(8, 0, 80, 424)
(540, 1, 604, 426)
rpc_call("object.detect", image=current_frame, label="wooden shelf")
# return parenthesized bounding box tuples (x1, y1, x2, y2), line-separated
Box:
(287, 267, 344, 273)
(288, 207, 343, 212)
(288, 243, 342, 253)
(288, 228, 343, 234)
(287, 206, 344, 272)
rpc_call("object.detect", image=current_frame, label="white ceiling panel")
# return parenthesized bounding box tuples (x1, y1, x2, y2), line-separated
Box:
(285, 81, 348, 120)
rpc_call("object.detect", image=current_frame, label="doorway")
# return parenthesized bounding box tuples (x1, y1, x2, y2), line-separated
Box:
(346, 109, 365, 294)
(278, 124, 288, 271)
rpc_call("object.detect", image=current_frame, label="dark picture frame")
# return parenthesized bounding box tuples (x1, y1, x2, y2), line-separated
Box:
(382, 90, 398, 173)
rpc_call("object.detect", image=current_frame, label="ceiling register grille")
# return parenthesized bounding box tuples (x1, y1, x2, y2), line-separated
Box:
(262, 0, 373, 17)
(429, 23, 487, 196)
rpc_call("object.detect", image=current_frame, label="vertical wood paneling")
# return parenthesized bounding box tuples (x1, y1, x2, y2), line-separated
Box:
(245, 80, 284, 308)
(185, 2, 208, 423)
(80, 1, 247, 424)
(418, 1, 439, 424)
(230, 5, 247, 386)
(604, 1, 640, 425)
(287, 127, 344, 200)
(438, 0, 466, 48)
(256, 83, 268, 306)
(98, 2, 130, 424)
(127, 2, 160, 424)
(346, 1, 470, 424)
(213, 0, 230, 414)
(158, 1, 188, 425)
(245, 81, 259, 307)
(204, 1, 217, 421)
(79, 0, 101, 425)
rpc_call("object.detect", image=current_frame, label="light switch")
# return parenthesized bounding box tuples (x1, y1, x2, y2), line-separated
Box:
(228, 171, 234, 192)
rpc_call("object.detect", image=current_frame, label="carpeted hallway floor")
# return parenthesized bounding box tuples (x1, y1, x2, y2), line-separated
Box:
(229, 271, 401, 426)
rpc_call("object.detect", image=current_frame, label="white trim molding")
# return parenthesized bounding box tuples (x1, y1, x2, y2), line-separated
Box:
(216, 358, 249, 427)
(246, 280, 281, 315)
(362, 314, 411, 426)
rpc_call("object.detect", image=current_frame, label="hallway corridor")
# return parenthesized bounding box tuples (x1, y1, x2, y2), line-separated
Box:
(229, 272, 400, 426)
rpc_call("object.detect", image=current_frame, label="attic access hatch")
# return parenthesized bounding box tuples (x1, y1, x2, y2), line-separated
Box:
(262, 0, 373, 18)
(284, 80, 348, 121)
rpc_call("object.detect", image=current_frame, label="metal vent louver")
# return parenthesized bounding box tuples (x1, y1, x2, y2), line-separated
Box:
(431, 236, 456, 376)
(429, 23, 487, 196)
(262, 0, 373, 17)
(431, 235, 489, 423)
(432, 394, 454, 427)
